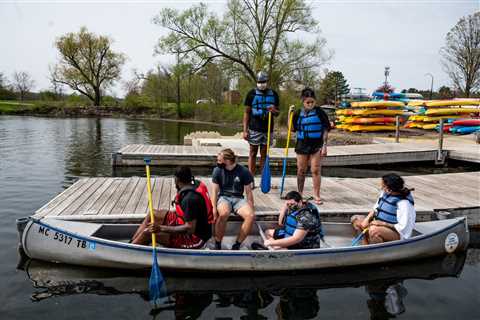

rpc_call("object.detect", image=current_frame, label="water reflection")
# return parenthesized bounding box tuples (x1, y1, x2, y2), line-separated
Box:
(19, 252, 467, 319)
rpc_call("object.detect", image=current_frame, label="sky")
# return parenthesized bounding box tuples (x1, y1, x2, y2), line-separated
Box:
(0, 0, 478, 97)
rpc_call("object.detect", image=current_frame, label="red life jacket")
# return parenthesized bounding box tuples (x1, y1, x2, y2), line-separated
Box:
(172, 180, 214, 225)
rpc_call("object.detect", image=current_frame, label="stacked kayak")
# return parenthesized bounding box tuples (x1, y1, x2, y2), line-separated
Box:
(447, 119, 480, 134)
(336, 100, 406, 132)
(404, 99, 480, 130)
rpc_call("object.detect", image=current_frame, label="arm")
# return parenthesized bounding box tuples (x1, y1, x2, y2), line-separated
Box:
(321, 129, 329, 157)
(211, 182, 220, 222)
(360, 210, 375, 229)
(264, 228, 307, 249)
(269, 90, 280, 116)
(152, 221, 196, 235)
(278, 203, 288, 226)
(243, 106, 251, 140)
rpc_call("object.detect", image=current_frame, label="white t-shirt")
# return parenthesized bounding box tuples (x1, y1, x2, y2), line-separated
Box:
(373, 192, 416, 239)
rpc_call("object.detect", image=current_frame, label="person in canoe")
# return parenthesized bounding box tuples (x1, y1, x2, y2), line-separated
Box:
(292, 88, 331, 205)
(131, 166, 213, 249)
(351, 173, 416, 244)
(211, 148, 255, 250)
(262, 191, 323, 250)
(243, 71, 280, 187)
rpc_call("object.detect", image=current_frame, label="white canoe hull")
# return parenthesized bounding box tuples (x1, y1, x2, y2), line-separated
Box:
(19, 217, 469, 271)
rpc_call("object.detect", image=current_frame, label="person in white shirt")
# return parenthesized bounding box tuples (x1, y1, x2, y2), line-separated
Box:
(351, 173, 416, 244)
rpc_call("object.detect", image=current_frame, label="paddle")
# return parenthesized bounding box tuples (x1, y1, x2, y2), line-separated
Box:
(280, 106, 295, 199)
(260, 111, 272, 193)
(351, 228, 369, 246)
(256, 221, 273, 250)
(144, 158, 166, 308)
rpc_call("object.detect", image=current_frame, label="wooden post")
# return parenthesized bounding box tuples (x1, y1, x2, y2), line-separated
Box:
(395, 116, 400, 143)
(437, 119, 444, 162)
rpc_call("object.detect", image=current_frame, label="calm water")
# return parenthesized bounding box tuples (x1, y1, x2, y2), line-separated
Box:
(0, 116, 478, 319)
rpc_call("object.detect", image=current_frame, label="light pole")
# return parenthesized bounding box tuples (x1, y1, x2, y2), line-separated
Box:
(384, 66, 390, 92)
(425, 73, 434, 100)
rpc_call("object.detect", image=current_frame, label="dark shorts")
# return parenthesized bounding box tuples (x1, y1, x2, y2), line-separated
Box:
(273, 228, 286, 239)
(295, 139, 323, 155)
(164, 211, 206, 249)
(247, 129, 273, 146)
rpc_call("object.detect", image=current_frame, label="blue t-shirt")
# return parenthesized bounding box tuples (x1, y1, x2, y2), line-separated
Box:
(212, 164, 253, 198)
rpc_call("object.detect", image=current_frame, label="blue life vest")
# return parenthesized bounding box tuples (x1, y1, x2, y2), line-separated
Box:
(278, 203, 323, 238)
(251, 89, 276, 117)
(297, 109, 324, 140)
(375, 193, 414, 224)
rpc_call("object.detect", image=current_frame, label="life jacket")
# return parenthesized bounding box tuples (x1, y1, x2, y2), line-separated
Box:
(173, 180, 214, 225)
(297, 109, 324, 140)
(251, 89, 276, 118)
(374, 192, 414, 224)
(279, 203, 323, 238)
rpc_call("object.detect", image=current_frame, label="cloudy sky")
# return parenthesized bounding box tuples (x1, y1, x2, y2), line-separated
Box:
(1, 0, 478, 96)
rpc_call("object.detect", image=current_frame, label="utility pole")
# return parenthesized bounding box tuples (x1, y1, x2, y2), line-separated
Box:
(384, 66, 390, 92)
(425, 73, 434, 100)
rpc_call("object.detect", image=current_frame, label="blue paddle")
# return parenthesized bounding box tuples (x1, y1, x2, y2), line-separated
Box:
(351, 228, 369, 246)
(280, 107, 294, 198)
(261, 112, 272, 193)
(144, 158, 166, 308)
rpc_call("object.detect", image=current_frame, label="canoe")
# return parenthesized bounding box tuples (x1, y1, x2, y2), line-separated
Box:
(425, 99, 480, 107)
(453, 119, 480, 126)
(425, 108, 480, 116)
(21, 252, 467, 301)
(17, 217, 469, 271)
(350, 101, 405, 108)
(347, 125, 396, 132)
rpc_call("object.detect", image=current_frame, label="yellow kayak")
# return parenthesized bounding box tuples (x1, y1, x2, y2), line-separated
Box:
(408, 115, 426, 121)
(424, 108, 480, 116)
(425, 99, 480, 107)
(351, 101, 405, 108)
(407, 100, 426, 107)
(352, 109, 405, 116)
(422, 115, 463, 122)
(422, 123, 438, 130)
(347, 124, 396, 132)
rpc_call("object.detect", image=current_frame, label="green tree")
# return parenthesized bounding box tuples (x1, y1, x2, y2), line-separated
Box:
(51, 27, 126, 106)
(440, 12, 480, 97)
(438, 86, 453, 99)
(154, 0, 331, 88)
(318, 71, 349, 105)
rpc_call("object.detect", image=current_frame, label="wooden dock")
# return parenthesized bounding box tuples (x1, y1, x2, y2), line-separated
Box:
(33, 172, 480, 227)
(112, 143, 446, 167)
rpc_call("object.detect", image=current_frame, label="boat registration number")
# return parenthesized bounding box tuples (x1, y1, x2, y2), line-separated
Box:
(37, 225, 93, 250)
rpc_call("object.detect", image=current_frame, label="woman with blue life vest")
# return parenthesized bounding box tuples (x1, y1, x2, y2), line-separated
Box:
(351, 173, 416, 244)
(243, 71, 280, 184)
(263, 191, 323, 250)
(292, 88, 331, 205)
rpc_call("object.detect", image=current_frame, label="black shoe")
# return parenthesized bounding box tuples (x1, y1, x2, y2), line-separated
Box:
(214, 241, 222, 250)
(251, 242, 268, 250)
(231, 242, 241, 250)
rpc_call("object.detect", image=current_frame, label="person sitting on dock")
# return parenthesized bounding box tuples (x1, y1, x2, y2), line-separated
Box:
(262, 191, 323, 250)
(211, 148, 255, 250)
(131, 166, 213, 249)
(351, 173, 416, 244)
(292, 88, 331, 205)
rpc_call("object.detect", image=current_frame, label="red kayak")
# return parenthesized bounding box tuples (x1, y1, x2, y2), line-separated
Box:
(452, 119, 480, 126)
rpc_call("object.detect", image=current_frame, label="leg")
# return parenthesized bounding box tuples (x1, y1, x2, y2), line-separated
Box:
(296, 154, 310, 196)
(368, 225, 400, 244)
(310, 150, 323, 204)
(235, 203, 255, 243)
(248, 144, 259, 177)
(259, 144, 267, 174)
(131, 209, 168, 245)
(351, 215, 367, 233)
(214, 201, 232, 243)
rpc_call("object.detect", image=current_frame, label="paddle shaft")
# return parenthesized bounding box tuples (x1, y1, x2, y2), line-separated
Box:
(351, 227, 369, 246)
(266, 111, 272, 156)
(280, 108, 294, 197)
(145, 163, 157, 248)
(256, 221, 273, 250)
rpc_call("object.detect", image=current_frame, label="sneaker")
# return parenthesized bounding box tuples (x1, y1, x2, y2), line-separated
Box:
(214, 241, 222, 250)
(251, 242, 268, 250)
(231, 242, 241, 250)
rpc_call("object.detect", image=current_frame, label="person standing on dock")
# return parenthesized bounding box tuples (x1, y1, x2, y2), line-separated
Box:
(243, 71, 280, 186)
(292, 88, 331, 205)
(351, 173, 416, 244)
(211, 148, 255, 250)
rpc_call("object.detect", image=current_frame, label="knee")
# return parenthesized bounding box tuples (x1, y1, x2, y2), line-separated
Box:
(249, 147, 258, 156)
(297, 167, 307, 176)
(368, 226, 382, 239)
(243, 210, 255, 222)
(311, 167, 320, 175)
(217, 208, 231, 220)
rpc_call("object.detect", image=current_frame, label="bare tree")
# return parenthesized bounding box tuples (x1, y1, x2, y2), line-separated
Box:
(12, 71, 35, 101)
(155, 0, 331, 88)
(51, 27, 126, 106)
(440, 12, 480, 97)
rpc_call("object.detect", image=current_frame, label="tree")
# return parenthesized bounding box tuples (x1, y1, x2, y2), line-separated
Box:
(154, 0, 331, 88)
(51, 27, 126, 106)
(12, 71, 35, 101)
(440, 12, 480, 97)
(438, 86, 453, 99)
(318, 71, 349, 105)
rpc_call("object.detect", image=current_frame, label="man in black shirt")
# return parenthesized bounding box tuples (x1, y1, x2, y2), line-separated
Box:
(131, 166, 212, 249)
(243, 71, 280, 183)
(211, 149, 255, 250)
